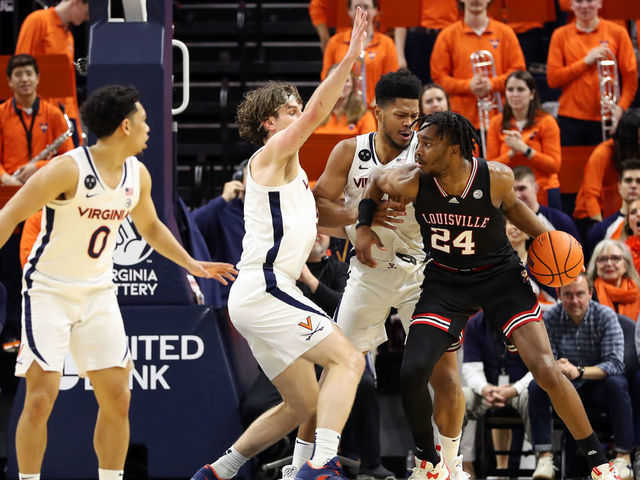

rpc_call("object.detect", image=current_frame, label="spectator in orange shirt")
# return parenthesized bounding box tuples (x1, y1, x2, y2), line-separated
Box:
(315, 65, 377, 135)
(430, 0, 526, 135)
(547, 0, 638, 146)
(574, 108, 640, 222)
(15, 0, 90, 147)
(0, 54, 74, 187)
(420, 83, 450, 115)
(486, 70, 562, 209)
(394, 0, 459, 84)
(322, 0, 398, 107)
(308, 0, 352, 53)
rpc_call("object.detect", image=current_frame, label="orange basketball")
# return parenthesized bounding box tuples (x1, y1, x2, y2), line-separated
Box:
(527, 231, 584, 287)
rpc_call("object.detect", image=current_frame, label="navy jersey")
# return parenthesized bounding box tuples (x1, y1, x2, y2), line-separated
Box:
(414, 157, 515, 269)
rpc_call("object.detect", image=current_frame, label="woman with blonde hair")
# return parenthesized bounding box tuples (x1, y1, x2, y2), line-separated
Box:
(587, 239, 640, 321)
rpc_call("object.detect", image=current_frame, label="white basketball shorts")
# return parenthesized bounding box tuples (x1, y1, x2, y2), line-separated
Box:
(16, 274, 131, 378)
(228, 268, 334, 380)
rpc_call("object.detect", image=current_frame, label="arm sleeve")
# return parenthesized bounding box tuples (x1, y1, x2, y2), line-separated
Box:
(191, 196, 227, 243)
(528, 115, 561, 174)
(486, 116, 510, 163)
(430, 30, 473, 95)
(0, 121, 5, 177)
(596, 308, 625, 376)
(15, 14, 45, 54)
(616, 29, 638, 110)
(462, 362, 490, 396)
(546, 29, 591, 89)
(512, 371, 533, 394)
(574, 144, 609, 218)
(308, 0, 328, 26)
(490, 28, 526, 93)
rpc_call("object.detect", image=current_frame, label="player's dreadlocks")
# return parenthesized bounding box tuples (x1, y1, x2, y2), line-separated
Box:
(413, 111, 480, 161)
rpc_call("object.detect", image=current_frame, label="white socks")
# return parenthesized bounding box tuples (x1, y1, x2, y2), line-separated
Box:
(212, 445, 250, 479)
(19, 475, 40, 480)
(310, 428, 340, 468)
(292, 437, 314, 469)
(98, 469, 124, 480)
(439, 432, 462, 467)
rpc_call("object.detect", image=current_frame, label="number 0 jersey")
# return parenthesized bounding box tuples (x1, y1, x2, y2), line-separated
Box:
(414, 157, 514, 269)
(25, 146, 141, 286)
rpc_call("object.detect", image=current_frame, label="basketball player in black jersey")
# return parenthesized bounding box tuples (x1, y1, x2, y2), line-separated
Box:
(354, 111, 621, 480)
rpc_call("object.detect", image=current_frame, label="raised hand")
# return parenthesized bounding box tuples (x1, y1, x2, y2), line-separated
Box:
(344, 7, 368, 64)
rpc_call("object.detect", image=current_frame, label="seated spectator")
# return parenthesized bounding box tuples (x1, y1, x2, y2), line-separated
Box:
(15, 0, 90, 146)
(574, 109, 640, 223)
(420, 83, 450, 115)
(1, 54, 75, 186)
(430, 0, 525, 136)
(512, 166, 581, 243)
(393, 0, 459, 83)
(627, 199, 640, 277)
(487, 70, 562, 210)
(315, 65, 377, 135)
(191, 160, 247, 303)
(528, 273, 634, 480)
(296, 233, 348, 317)
(546, 0, 638, 146)
(462, 310, 532, 471)
(587, 239, 640, 322)
(321, 0, 398, 107)
(588, 160, 640, 259)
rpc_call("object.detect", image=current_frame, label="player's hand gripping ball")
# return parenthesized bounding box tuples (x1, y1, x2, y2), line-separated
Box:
(527, 231, 584, 287)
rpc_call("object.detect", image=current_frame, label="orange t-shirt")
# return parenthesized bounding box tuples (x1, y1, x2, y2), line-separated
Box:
(322, 30, 399, 106)
(547, 19, 638, 121)
(15, 7, 81, 138)
(430, 19, 526, 129)
(573, 139, 620, 220)
(0, 97, 74, 177)
(20, 210, 42, 268)
(486, 112, 561, 200)
(315, 110, 377, 135)
(419, 0, 460, 30)
(508, 22, 544, 34)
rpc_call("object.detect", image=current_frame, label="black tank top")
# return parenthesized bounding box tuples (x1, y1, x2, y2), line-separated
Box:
(414, 157, 515, 269)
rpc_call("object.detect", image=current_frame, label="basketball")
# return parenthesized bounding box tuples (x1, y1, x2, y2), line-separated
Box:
(527, 231, 584, 287)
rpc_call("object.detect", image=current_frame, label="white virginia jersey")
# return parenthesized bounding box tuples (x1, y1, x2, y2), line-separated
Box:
(237, 147, 318, 281)
(25, 146, 141, 286)
(344, 132, 425, 263)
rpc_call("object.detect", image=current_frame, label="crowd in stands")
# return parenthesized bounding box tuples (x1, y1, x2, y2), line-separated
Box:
(1, 0, 640, 479)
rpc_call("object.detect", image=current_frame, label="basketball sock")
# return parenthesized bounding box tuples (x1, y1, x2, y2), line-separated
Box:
(212, 445, 250, 479)
(98, 469, 124, 480)
(19, 474, 40, 480)
(292, 437, 314, 469)
(309, 428, 340, 467)
(438, 432, 461, 467)
(576, 433, 608, 469)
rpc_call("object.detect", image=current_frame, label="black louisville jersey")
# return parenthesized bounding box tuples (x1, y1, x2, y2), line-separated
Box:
(414, 157, 515, 270)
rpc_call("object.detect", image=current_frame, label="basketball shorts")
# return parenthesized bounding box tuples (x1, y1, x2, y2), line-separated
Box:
(228, 268, 334, 380)
(412, 257, 541, 345)
(16, 275, 131, 378)
(336, 254, 423, 352)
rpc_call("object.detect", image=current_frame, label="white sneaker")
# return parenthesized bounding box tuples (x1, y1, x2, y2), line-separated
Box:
(447, 456, 469, 480)
(533, 454, 557, 480)
(408, 453, 450, 480)
(611, 458, 633, 480)
(280, 464, 298, 480)
(593, 460, 625, 480)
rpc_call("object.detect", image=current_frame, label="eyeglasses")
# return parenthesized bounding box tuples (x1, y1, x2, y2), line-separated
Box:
(596, 255, 623, 264)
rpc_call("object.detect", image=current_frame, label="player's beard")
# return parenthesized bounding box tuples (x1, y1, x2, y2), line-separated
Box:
(381, 125, 410, 151)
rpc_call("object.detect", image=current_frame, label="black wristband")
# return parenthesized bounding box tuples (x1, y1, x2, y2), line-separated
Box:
(356, 198, 377, 229)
